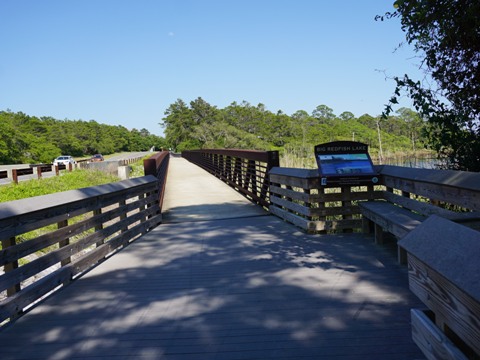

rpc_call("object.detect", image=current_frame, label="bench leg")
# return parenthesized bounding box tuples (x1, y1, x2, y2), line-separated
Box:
(397, 246, 407, 265)
(362, 217, 373, 234)
(374, 224, 385, 245)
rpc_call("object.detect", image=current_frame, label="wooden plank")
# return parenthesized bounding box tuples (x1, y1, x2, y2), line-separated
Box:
(269, 206, 310, 231)
(269, 173, 316, 189)
(399, 216, 480, 303)
(407, 255, 480, 355)
(270, 185, 311, 203)
(0, 267, 74, 324)
(270, 196, 310, 216)
(400, 217, 480, 354)
(408, 253, 480, 354)
(411, 309, 468, 360)
(380, 165, 480, 192)
(382, 175, 480, 211)
(359, 201, 424, 238)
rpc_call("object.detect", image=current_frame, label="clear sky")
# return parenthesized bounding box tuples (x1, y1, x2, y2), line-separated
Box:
(1, 1, 422, 136)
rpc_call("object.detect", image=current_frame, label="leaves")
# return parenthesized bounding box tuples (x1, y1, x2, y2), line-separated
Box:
(382, 0, 480, 170)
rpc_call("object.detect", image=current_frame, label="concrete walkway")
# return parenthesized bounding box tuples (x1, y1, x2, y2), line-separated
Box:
(162, 157, 267, 223)
(0, 157, 424, 359)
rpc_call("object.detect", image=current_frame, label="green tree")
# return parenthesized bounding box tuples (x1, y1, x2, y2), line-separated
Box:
(312, 105, 336, 123)
(379, 0, 480, 170)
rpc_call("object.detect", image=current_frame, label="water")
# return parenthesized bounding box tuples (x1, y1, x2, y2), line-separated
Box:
(376, 156, 439, 169)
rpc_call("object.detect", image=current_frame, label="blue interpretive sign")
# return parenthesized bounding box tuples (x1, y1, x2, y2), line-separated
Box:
(314, 141, 378, 186)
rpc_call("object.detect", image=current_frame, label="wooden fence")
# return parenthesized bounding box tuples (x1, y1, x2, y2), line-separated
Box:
(182, 149, 279, 208)
(269, 164, 480, 233)
(269, 167, 383, 233)
(0, 152, 169, 326)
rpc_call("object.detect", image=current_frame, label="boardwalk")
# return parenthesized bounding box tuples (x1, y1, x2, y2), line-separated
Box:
(0, 157, 424, 359)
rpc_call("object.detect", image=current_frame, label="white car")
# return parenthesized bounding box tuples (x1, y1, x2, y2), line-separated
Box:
(53, 155, 76, 166)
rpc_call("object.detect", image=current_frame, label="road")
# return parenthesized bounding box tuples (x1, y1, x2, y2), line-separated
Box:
(0, 152, 151, 185)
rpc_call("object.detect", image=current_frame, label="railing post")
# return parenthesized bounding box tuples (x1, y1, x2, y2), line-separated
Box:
(2, 237, 21, 296)
(267, 150, 280, 170)
(94, 209, 104, 247)
(10, 169, 18, 184)
(58, 220, 71, 266)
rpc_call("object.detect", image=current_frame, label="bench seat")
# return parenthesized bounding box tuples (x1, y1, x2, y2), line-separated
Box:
(359, 200, 425, 241)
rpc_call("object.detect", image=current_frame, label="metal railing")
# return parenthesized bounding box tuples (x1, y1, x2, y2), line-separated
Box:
(182, 149, 279, 208)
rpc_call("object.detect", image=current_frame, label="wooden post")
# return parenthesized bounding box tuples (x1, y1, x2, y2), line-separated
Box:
(1, 237, 21, 296)
(94, 209, 104, 247)
(58, 220, 71, 266)
(12, 169, 18, 184)
(342, 186, 353, 233)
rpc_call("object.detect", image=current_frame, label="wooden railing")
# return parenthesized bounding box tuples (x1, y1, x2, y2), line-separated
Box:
(269, 165, 480, 233)
(0, 164, 74, 184)
(182, 149, 279, 208)
(143, 151, 170, 209)
(0, 152, 170, 326)
(269, 167, 383, 232)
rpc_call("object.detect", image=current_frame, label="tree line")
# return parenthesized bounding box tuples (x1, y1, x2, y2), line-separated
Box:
(0, 110, 166, 164)
(161, 97, 428, 161)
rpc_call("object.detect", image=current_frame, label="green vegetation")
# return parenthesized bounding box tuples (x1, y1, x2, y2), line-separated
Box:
(0, 110, 166, 164)
(161, 98, 430, 165)
(379, 0, 480, 171)
(0, 170, 119, 203)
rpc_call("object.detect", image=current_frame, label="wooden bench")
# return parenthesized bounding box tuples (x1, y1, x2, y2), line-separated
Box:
(398, 216, 480, 359)
(359, 165, 480, 263)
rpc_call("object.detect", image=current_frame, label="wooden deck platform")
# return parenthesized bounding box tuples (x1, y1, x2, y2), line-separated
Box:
(0, 158, 424, 359)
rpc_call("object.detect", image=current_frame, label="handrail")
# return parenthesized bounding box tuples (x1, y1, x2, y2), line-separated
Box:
(182, 149, 279, 208)
(0, 176, 162, 325)
(268, 165, 480, 233)
(143, 151, 170, 210)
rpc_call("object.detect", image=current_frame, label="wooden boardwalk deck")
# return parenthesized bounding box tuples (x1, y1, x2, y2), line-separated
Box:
(0, 158, 424, 359)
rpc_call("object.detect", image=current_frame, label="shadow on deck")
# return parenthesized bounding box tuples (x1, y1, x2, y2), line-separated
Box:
(0, 213, 423, 359)
(0, 157, 425, 359)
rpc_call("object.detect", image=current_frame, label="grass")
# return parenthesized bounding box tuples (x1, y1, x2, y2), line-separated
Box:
(0, 170, 120, 203)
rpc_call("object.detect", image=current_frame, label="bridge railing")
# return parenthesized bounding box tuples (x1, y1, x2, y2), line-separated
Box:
(269, 167, 382, 232)
(143, 151, 170, 210)
(269, 165, 480, 233)
(0, 152, 170, 326)
(182, 149, 279, 208)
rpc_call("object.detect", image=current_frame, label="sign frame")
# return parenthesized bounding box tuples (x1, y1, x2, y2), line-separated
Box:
(314, 141, 379, 186)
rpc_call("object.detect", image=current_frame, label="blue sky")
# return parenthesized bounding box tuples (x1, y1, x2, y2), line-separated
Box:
(0, 1, 422, 136)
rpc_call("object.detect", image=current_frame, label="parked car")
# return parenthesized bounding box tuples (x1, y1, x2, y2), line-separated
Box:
(90, 154, 104, 162)
(53, 155, 76, 166)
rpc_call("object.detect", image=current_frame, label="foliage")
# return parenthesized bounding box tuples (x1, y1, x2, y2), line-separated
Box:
(0, 170, 119, 203)
(378, 0, 480, 171)
(161, 97, 428, 162)
(0, 110, 166, 164)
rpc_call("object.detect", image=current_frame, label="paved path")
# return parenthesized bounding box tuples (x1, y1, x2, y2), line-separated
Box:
(0, 157, 424, 359)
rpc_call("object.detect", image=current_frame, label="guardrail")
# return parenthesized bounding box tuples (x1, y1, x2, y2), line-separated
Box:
(0, 152, 170, 326)
(182, 149, 279, 208)
(0, 164, 74, 184)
